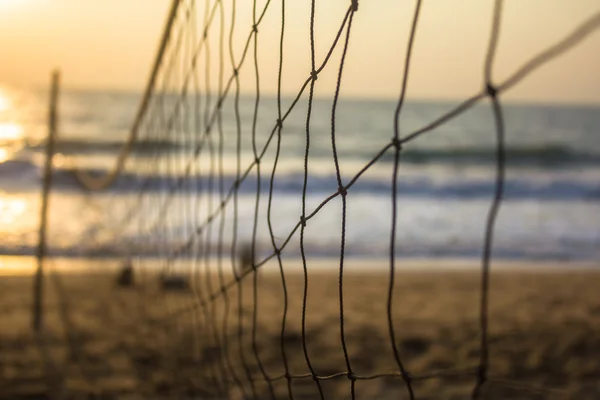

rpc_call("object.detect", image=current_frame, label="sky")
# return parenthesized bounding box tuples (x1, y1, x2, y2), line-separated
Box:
(0, 0, 599, 103)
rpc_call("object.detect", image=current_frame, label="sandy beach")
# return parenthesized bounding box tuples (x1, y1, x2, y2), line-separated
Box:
(0, 257, 599, 399)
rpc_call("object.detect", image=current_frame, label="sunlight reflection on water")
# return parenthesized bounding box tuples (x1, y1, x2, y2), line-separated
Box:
(0, 256, 36, 276)
(0, 195, 27, 224)
(0, 88, 26, 163)
(0, 89, 35, 248)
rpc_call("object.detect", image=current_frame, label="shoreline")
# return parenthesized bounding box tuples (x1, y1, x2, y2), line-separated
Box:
(1, 254, 598, 277)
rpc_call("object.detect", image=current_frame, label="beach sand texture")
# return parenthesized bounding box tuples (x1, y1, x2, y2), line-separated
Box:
(1, 263, 599, 399)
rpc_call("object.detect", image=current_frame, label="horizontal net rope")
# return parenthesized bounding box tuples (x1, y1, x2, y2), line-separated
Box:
(45, 0, 600, 399)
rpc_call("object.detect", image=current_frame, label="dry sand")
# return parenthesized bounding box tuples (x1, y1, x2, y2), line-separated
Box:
(0, 258, 599, 399)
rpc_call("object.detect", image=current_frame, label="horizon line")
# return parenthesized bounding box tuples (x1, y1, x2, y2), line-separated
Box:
(2, 81, 600, 108)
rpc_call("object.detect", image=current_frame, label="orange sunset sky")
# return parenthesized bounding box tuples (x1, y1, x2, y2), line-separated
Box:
(0, 0, 599, 103)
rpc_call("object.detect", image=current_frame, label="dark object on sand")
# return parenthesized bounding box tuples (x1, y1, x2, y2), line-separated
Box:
(159, 272, 190, 291)
(238, 242, 254, 274)
(115, 263, 134, 287)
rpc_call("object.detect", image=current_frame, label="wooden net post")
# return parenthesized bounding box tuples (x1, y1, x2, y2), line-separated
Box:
(33, 70, 60, 332)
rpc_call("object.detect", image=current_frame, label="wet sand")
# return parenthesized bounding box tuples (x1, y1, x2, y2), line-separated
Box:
(1, 258, 599, 399)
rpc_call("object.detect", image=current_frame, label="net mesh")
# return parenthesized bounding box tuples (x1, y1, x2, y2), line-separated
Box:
(39, 0, 600, 398)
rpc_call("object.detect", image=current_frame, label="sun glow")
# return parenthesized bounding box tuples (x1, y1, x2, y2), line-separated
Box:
(0, 148, 9, 163)
(0, 90, 25, 144)
(0, 122, 24, 162)
(0, 92, 10, 113)
(0, 122, 23, 141)
(0, 0, 28, 9)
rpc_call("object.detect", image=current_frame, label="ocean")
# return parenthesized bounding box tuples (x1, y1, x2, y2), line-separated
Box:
(1, 86, 599, 262)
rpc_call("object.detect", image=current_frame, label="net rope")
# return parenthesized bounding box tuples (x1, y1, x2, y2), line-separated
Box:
(45, 0, 600, 398)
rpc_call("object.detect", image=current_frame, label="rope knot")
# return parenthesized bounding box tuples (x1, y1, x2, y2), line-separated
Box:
(300, 216, 307, 227)
(274, 248, 281, 256)
(401, 370, 412, 382)
(391, 137, 403, 151)
(347, 372, 357, 381)
(486, 83, 497, 98)
(255, 157, 261, 165)
(351, 0, 359, 11)
(252, 24, 258, 33)
(203, 29, 208, 39)
(310, 70, 318, 81)
(233, 68, 239, 77)
(338, 185, 347, 197)
(276, 118, 283, 129)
